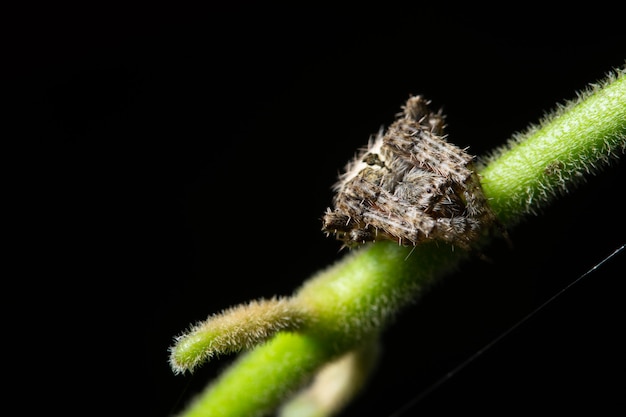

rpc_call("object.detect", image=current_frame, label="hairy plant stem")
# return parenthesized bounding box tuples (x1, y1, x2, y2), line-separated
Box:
(480, 68, 626, 224)
(172, 67, 625, 417)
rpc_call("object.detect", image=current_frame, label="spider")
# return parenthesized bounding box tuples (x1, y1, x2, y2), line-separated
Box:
(322, 95, 498, 250)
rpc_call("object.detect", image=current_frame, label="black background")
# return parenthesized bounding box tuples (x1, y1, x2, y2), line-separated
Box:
(17, 3, 625, 416)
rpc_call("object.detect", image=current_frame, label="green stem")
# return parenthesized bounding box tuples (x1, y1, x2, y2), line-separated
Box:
(294, 241, 463, 347)
(179, 332, 333, 417)
(480, 68, 626, 224)
(173, 66, 625, 417)
(178, 242, 462, 417)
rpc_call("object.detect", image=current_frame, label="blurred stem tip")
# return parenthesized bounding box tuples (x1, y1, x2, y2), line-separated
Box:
(169, 65, 625, 417)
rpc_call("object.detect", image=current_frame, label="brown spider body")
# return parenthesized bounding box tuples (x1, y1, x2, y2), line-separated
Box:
(322, 95, 497, 250)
